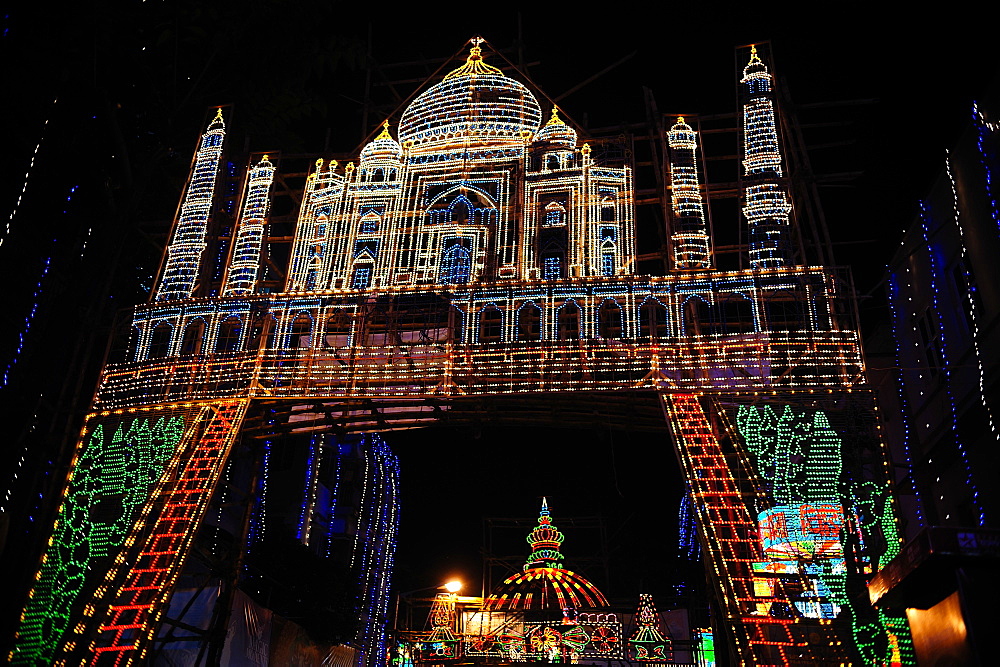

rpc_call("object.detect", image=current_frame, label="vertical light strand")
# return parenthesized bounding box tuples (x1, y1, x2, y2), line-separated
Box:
(886, 269, 926, 527)
(945, 150, 1000, 453)
(2, 98, 57, 248)
(918, 201, 985, 525)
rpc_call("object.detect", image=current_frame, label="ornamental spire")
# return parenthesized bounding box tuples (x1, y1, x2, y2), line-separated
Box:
(377, 120, 392, 140)
(546, 107, 565, 126)
(444, 36, 502, 80)
(524, 497, 565, 570)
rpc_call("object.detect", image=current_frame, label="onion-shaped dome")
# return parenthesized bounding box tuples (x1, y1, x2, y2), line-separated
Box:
(482, 498, 608, 612)
(534, 107, 577, 148)
(360, 121, 403, 163)
(667, 116, 697, 149)
(398, 38, 542, 151)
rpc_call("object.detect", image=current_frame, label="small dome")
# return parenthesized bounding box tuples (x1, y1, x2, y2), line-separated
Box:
(360, 121, 403, 163)
(398, 39, 542, 151)
(534, 108, 577, 148)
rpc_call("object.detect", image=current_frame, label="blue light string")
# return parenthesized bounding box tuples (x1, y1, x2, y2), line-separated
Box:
(918, 201, 985, 525)
(972, 102, 1000, 233)
(944, 152, 1000, 454)
(3, 256, 51, 388)
(885, 271, 926, 527)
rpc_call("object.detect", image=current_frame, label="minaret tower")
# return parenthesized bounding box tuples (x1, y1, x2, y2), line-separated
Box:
(222, 154, 275, 296)
(155, 108, 227, 301)
(740, 45, 792, 269)
(667, 117, 711, 269)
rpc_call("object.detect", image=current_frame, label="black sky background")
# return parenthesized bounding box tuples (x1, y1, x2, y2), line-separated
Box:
(1, 0, 997, 633)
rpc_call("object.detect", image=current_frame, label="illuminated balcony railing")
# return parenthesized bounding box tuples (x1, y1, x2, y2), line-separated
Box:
(95, 330, 863, 410)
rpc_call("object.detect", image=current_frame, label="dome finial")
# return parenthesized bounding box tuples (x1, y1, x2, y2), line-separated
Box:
(525, 497, 564, 570)
(377, 119, 392, 140)
(742, 44, 769, 79)
(546, 107, 564, 126)
(208, 107, 225, 130)
(444, 36, 503, 81)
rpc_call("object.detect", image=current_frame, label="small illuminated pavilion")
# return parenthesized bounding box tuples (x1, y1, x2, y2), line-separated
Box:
(484, 498, 608, 613)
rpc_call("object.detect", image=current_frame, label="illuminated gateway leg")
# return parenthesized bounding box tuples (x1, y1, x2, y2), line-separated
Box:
(12, 39, 912, 666)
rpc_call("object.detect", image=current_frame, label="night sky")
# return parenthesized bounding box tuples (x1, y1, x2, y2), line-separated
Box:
(1, 0, 996, 632)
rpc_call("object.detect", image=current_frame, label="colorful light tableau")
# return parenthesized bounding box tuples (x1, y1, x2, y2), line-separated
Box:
(10, 414, 186, 665)
(736, 403, 915, 662)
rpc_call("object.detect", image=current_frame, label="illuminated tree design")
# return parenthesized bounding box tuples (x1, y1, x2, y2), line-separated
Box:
(12, 416, 186, 664)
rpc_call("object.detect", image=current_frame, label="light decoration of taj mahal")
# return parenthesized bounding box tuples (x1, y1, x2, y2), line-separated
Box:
(10, 36, 916, 667)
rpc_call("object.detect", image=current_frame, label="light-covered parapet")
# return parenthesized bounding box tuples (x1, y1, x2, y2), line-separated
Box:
(223, 154, 275, 296)
(740, 46, 792, 269)
(667, 116, 711, 269)
(156, 108, 226, 301)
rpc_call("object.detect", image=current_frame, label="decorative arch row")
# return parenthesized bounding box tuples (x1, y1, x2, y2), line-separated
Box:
(130, 287, 826, 359)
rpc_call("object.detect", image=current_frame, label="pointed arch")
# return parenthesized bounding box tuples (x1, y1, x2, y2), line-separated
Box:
(638, 296, 668, 340)
(557, 299, 581, 340)
(682, 295, 714, 336)
(215, 316, 242, 353)
(359, 212, 380, 234)
(179, 318, 207, 355)
(149, 321, 173, 359)
(543, 201, 567, 227)
(516, 301, 542, 342)
(425, 185, 498, 226)
(478, 304, 503, 344)
(439, 244, 472, 285)
(288, 312, 313, 348)
(597, 299, 622, 339)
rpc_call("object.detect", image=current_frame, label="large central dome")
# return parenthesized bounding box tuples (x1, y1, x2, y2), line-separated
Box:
(398, 40, 542, 151)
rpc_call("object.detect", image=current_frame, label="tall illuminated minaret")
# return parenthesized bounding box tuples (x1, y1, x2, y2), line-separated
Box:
(155, 108, 227, 301)
(222, 154, 275, 296)
(740, 45, 792, 269)
(667, 116, 711, 269)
